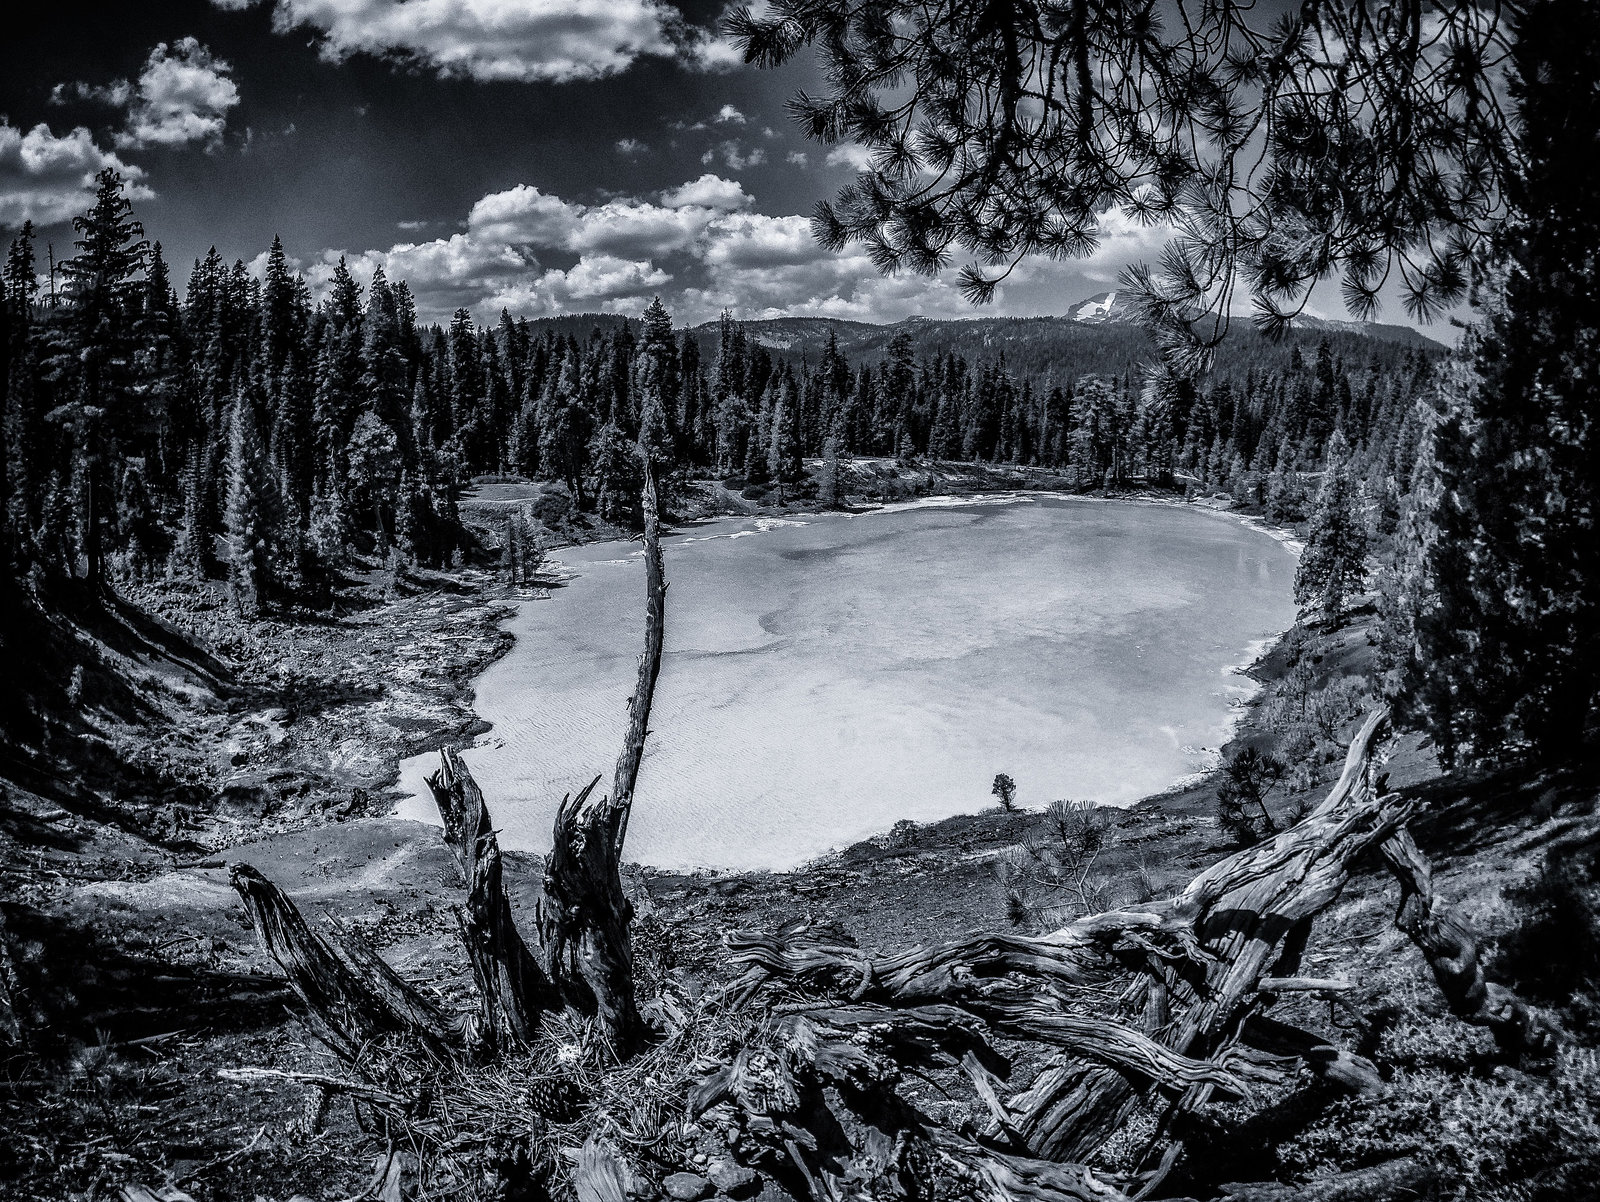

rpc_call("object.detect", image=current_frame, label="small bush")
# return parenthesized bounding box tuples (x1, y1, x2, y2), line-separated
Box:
(998, 799, 1114, 926)
(1215, 747, 1285, 847)
(530, 488, 575, 528)
(1496, 839, 1600, 1023)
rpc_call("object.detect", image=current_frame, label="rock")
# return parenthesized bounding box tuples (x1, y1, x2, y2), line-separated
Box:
(663, 1172, 712, 1201)
(708, 1162, 759, 1197)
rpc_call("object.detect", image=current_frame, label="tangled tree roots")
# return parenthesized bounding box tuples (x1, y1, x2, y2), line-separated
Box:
(688, 709, 1558, 1202)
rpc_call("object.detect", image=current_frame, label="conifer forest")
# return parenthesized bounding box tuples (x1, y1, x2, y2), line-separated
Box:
(2, 2, 1599, 1202)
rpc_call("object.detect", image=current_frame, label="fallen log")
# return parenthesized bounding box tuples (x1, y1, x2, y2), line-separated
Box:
(1379, 826, 1556, 1057)
(720, 710, 1408, 1169)
(228, 863, 457, 1061)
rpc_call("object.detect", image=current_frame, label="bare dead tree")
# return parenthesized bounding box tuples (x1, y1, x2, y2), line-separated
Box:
(539, 465, 666, 1055)
(230, 466, 668, 1063)
(426, 746, 560, 1054)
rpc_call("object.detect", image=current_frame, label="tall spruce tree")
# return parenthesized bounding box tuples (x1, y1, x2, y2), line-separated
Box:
(223, 390, 267, 616)
(47, 169, 149, 590)
(1395, 0, 1600, 762)
(1294, 434, 1368, 623)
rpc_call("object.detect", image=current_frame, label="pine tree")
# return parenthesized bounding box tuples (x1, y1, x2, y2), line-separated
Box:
(1294, 434, 1368, 623)
(818, 432, 843, 507)
(1395, 0, 1600, 762)
(767, 369, 803, 493)
(590, 421, 641, 528)
(46, 169, 149, 590)
(224, 391, 267, 616)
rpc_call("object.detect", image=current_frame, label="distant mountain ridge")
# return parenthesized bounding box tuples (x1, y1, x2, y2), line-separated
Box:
(511, 294, 1444, 384)
(1059, 289, 1444, 349)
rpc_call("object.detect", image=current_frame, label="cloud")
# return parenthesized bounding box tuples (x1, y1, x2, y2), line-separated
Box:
(0, 121, 151, 227)
(50, 79, 134, 108)
(116, 38, 240, 149)
(213, 0, 689, 83)
(713, 104, 745, 125)
(701, 140, 765, 170)
(279, 174, 1179, 327)
(615, 138, 648, 158)
(658, 174, 751, 211)
(786, 151, 808, 167)
(824, 144, 874, 170)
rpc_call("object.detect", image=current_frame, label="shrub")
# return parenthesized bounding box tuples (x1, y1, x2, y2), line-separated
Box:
(530, 488, 575, 528)
(998, 799, 1113, 926)
(1495, 839, 1600, 1025)
(1215, 747, 1285, 847)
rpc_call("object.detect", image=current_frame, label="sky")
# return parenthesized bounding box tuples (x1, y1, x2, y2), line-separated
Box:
(0, 0, 1439, 332)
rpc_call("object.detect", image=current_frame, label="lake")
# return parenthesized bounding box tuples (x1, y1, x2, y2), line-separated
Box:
(396, 495, 1298, 870)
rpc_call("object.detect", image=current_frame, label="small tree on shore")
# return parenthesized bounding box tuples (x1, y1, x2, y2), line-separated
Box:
(1215, 746, 1286, 847)
(991, 772, 1017, 812)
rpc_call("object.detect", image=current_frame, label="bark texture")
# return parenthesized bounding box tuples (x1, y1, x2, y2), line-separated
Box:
(538, 465, 665, 1054)
(228, 863, 457, 1061)
(426, 744, 558, 1052)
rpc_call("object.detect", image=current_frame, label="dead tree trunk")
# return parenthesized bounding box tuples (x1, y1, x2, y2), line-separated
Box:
(1380, 826, 1555, 1057)
(539, 465, 665, 1055)
(229, 864, 458, 1062)
(425, 745, 558, 1054)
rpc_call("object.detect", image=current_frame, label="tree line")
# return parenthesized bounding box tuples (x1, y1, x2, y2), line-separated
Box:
(0, 169, 1437, 609)
(5, 143, 1592, 769)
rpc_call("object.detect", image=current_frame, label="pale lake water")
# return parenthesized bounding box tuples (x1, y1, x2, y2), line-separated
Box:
(396, 495, 1298, 871)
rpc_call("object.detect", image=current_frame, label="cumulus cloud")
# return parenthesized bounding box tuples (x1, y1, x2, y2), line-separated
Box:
(658, 174, 751, 211)
(615, 138, 648, 158)
(116, 38, 240, 149)
(281, 173, 1175, 326)
(824, 144, 875, 170)
(0, 121, 151, 227)
(713, 104, 745, 125)
(213, 0, 688, 83)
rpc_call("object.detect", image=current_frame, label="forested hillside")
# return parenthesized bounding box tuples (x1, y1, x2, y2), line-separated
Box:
(1, 169, 1442, 622)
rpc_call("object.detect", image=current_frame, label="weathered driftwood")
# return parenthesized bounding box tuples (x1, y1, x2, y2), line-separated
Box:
(700, 708, 1558, 1201)
(720, 710, 1409, 1176)
(538, 465, 665, 1055)
(700, 711, 1497, 1200)
(228, 863, 457, 1061)
(1379, 825, 1556, 1056)
(425, 744, 558, 1052)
